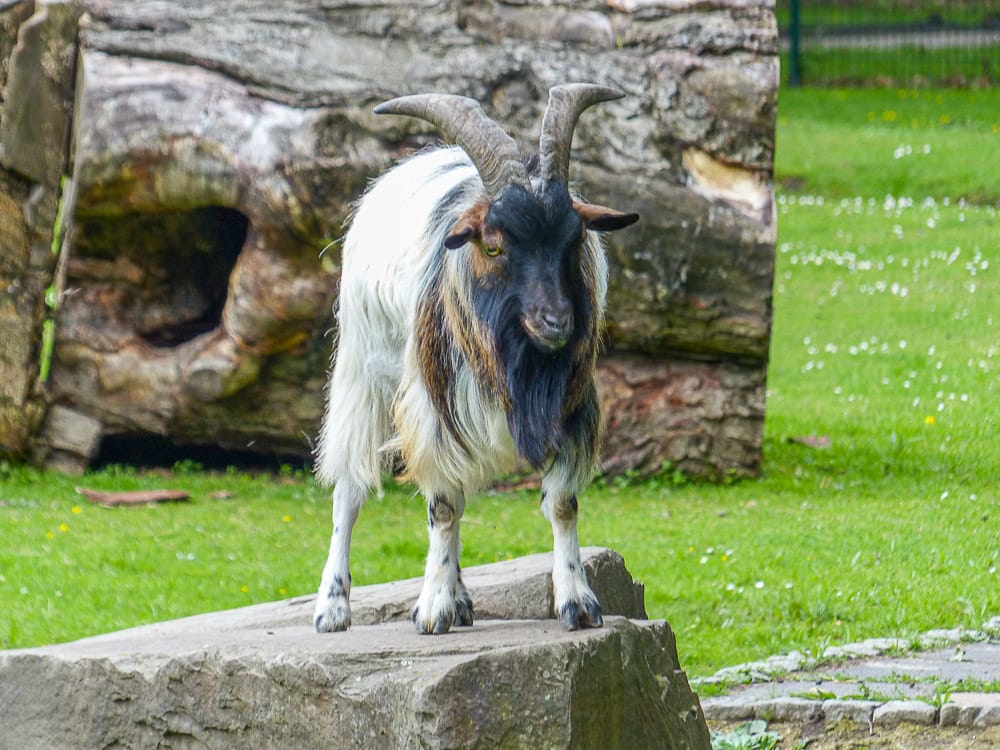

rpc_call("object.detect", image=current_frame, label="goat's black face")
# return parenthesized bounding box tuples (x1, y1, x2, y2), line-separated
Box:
(488, 183, 582, 352)
(445, 182, 636, 354)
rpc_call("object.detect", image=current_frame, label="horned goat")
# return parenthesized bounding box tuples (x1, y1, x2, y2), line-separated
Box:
(314, 83, 638, 635)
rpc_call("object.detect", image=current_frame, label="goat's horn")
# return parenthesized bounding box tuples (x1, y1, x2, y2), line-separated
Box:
(374, 94, 531, 199)
(539, 84, 624, 186)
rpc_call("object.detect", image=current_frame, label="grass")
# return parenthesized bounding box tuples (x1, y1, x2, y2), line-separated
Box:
(781, 46, 1000, 88)
(775, 1, 1000, 31)
(776, 88, 1000, 201)
(1, 88, 998, 679)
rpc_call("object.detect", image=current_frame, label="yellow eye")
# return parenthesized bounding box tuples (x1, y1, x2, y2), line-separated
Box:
(482, 245, 503, 258)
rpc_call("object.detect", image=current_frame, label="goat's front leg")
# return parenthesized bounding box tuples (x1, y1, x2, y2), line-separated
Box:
(412, 490, 472, 634)
(541, 472, 603, 631)
(314, 480, 365, 632)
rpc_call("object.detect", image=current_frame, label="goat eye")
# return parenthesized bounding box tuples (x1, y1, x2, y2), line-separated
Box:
(481, 245, 504, 258)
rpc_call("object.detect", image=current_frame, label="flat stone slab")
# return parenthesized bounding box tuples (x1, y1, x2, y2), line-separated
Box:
(0, 548, 709, 749)
(107, 546, 645, 638)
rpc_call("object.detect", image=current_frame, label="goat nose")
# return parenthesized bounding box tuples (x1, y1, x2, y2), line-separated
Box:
(527, 301, 573, 350)
(541, 306, 571, 334)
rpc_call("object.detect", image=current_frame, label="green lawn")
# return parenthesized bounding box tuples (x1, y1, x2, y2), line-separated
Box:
(775, 1, 1000, 31)
(1, 88, 998, 678)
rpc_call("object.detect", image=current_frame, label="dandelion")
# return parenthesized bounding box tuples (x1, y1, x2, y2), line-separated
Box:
(282, 514, 292, 523)
(240, 585, 249, 593)
(58, 523, 68, 533)
(925, 415, 936, 425)
(71, 506, 82, 515)
(45, 531, 54, 540)
(279, 588, 287, 596)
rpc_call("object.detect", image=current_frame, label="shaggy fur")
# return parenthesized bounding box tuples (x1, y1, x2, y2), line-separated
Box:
(313, 139, 635, 635)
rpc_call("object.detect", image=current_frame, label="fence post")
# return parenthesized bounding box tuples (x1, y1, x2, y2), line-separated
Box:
(788, 0, 802, 86)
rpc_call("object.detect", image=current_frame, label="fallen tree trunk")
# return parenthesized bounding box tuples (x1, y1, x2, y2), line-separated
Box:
(0, 0, 778, 478)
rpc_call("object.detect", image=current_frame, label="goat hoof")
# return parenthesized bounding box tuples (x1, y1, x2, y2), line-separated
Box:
(455, 585, 474, 627)
(412, 606, 455, 635)
(411, 588, 460, 635)
(314, 592, 351, 633)
(557, 593, 603, 631)
(314, 608, 351, 633)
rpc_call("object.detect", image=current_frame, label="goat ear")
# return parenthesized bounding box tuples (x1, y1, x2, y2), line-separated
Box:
(444, 200, 488, 249)
(573, 201, 639, 232)
(444, 226, 478, 249)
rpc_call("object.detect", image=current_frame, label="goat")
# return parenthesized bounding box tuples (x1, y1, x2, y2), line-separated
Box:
(313, 84, 638, 635)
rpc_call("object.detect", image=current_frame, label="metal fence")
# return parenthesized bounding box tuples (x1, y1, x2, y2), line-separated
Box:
(778, 0, 1000, 86)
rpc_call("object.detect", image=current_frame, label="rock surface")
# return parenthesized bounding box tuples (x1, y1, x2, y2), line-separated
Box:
(0, 547, 711, 749)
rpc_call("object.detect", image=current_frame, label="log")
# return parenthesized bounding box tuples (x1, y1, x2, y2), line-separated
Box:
(0, 0, 778, 478)
(0, 0, 82, 459)
(74, 486, 190, 507)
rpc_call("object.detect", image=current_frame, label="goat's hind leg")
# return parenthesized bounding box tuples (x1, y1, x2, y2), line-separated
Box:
(412, 490, 471, 634)
(314, 479, 365, 632)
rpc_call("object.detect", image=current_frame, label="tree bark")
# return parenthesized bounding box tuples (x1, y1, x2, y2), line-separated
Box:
(0, 0, 778, 478)
(0, 0, 82, 462)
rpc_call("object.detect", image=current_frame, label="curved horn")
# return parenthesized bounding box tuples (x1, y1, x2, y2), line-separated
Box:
(539, 83, 624, 186)
(374, 94, 531, 199)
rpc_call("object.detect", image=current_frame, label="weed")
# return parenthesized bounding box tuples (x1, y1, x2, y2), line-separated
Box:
(711, 720, 781, 750)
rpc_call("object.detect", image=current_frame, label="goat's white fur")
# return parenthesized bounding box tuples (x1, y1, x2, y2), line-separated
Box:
(314, 146, 607, 634)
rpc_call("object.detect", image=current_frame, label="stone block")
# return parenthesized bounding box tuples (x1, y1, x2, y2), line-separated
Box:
(700, 695, 757, 721)
(823, 699, 880, 724)
(940, 693, 1000, 728)
(0, 548, 708, 749)
(754, 697, 823, 723)
(872, 700, 937, 727)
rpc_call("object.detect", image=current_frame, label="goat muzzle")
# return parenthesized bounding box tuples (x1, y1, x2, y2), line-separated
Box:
(522, 304, 574, 353)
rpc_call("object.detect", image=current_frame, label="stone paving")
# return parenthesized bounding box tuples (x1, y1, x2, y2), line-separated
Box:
(697, 617, 1000, 730)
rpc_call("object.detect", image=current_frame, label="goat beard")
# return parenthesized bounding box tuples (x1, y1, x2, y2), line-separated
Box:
(501, 329, 575, 469)
(478, 290, 594, 471)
